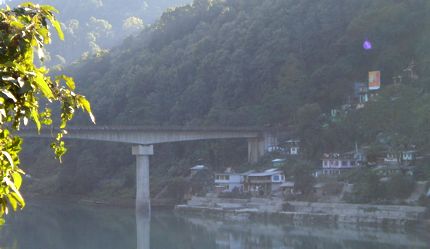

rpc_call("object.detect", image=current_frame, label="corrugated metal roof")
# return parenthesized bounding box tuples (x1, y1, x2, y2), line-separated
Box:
(190, 165, 207, 170)
(248, 171, 283, 177)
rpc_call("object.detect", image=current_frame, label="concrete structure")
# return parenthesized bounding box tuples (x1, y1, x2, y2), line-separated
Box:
(20, 126, 276, 213)
(136, 212, 150, 249)
(20, 126, 272, 163)
(132, 145, 153, 214)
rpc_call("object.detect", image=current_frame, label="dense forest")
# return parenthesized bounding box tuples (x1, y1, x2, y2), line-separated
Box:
(20, 0, 430, 203)
(2, 0, 191, 65)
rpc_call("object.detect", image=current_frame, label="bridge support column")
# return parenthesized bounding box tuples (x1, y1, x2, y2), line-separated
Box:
(248, 138, 265, 164)
(132, 145, 154, 215)
(136, 212, 150, 249)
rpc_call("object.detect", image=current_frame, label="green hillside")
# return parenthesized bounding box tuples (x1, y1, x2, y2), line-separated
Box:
(21, 0, 430, 202)
(2, 0, 192, 65)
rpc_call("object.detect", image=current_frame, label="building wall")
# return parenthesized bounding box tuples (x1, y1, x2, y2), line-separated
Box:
(322, 159, 356, 169)
(215, 174, 244, 192)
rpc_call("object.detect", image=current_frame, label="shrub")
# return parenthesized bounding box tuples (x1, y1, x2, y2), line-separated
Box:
(385, 174, 415, 200)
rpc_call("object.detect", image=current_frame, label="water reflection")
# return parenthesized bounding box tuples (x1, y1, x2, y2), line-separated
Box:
(0, 202, 428, 249)
(136, 212, 150, 249)
(181, 216, 429, 249)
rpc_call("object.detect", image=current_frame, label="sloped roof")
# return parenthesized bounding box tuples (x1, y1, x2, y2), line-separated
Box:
(190, 165, 207, 170)
(248, 169, 283, 177)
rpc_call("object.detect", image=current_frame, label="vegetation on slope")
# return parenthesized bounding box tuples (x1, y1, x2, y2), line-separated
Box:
(2, 0, 192, 65)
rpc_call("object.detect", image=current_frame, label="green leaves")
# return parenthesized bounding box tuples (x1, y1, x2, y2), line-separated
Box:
(33, 72, 54, 99)
(77, 96, 95, 124)
(0, 2, 94, 223)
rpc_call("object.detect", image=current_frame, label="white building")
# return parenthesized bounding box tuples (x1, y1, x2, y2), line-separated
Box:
(214, 168, 245, 193)
(285, 139, 300, 155)
(319, 151, 365, 176)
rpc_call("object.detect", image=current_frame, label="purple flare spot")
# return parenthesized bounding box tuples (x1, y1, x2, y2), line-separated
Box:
(363, 40, 372, 50)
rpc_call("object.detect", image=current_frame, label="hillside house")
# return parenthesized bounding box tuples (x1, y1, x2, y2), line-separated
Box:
(244, 169, 285, 196)
(383, 150, 417, 166)
(354, 82, 369, 109)
(318, 151, 366, 176)
(284, 139, 300, 155)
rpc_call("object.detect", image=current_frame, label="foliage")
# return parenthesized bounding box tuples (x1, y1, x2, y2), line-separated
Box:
(122, 16, 145, 33)
(0, 3, 94, 223)
(164, 177, 189, 202)
(345, 170, 415, 203)
(289, 161, 315, 196)
(344, 169, 385, 203)
(384, 174, 415, 200)
(2, 0, 192, 66)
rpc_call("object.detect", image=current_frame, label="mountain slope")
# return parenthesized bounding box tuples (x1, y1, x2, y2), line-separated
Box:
(2, 0, 192, 65)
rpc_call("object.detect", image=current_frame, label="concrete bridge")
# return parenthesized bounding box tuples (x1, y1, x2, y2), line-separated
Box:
(20, 126, 278, 213)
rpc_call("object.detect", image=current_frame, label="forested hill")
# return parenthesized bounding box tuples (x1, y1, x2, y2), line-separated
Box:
(2, 0, 192, 65)
(70, 0, 429, 128)
(22, 0, 430, 199)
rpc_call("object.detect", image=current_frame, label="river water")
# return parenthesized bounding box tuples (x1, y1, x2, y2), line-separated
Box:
(0, 201, 428, 249)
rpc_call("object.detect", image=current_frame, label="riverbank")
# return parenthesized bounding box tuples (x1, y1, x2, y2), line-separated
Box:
(175, 196, 428, 228)
(24, 192, 178, 211)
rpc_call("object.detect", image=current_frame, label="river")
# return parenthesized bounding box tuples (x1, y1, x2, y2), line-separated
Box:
(0, 201, 428, 249)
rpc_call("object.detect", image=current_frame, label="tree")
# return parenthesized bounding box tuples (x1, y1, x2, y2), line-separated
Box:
(122, 16, 145, 33)
(0, 3, 94, 224)
(290, 161, 315, 196)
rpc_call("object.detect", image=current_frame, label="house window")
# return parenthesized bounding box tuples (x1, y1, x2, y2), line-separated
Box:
(216, 175, 230, 181)
(273, 175, 280, 181)
(323, 161, 328, 167)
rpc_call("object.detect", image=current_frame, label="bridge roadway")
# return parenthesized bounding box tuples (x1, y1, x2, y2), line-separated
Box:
(20, 126, 278, 214)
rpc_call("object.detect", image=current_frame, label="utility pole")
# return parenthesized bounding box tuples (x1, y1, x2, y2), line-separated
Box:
(403, 60, 418, 81)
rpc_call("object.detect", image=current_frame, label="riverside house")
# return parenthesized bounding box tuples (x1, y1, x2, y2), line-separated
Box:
(214, 168, 245, 193)
(244, 169, 285, 196)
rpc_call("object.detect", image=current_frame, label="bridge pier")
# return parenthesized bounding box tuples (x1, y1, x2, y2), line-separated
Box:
(136, 212, 150, 249)
(248, 138, 265, 164)
(248, 133, 278, 163)
(132, 145, 154, 215)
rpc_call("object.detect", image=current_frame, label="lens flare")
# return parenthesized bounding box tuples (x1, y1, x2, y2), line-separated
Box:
(363, 40, 372, 50)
